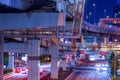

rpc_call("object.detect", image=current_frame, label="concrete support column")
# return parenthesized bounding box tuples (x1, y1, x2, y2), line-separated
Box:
(40, 47, 43, 54)
(94, 37, 97, 43)
(71, 38, 76, 66)
(50, 42, 58, 80)
(55, 0, 65, 12)
(60, 54, 66, 71)
(0, 31, 4, 80)
(98, 37, 101, 51)
(81, 36, 87, 49)
(61, 0, 65, 12)
(104, 37, 108, 46)
(8, 52, 14, 70)
(61, 59, 66, 71)
(81, 36, 84, 44)
(28, 40, 40, 80)
(71, 54, 76, 66)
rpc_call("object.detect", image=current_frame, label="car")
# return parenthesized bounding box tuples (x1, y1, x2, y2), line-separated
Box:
(40, 67, 47, 73)
(96, 64, 101, 67)
(89, 55, 95, 61)
(14, 67, 22, 73)
(102, 63, 109, 67)
(96, 63, 109, 71)
(117, 69, 120, 75)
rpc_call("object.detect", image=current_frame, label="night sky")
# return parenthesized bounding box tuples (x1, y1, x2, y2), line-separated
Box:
(84, 0, 117, 23)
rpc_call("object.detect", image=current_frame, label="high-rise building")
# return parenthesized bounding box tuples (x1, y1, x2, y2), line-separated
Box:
(113, 0, 120, 18)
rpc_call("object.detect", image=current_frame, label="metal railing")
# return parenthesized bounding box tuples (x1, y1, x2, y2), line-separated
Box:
(3, 21, 120, 39)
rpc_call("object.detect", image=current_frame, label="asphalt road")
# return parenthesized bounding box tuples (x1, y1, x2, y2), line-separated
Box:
(65, 60, 111, 80)
(4, 73, 27, 80)
(4, 60, 110, 80)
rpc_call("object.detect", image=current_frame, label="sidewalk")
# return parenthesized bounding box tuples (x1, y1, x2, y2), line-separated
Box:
(4, 71, 50, 80)
(4, 72, 18, 80)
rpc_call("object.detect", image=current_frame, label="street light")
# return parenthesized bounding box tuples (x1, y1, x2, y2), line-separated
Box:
(93, 3, 96, 25)
(104, 9, 107, 18)
(89, 12, 92, 22)
(85, 0, 88, 21)
(86, 15, 88, 21)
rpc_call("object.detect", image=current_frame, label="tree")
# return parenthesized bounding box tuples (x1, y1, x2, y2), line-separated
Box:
(108, 51, 115, 65)
(4, 53, 8, 69)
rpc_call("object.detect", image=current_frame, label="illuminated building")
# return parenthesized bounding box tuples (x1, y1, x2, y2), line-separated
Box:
(113, 0, 120, 18)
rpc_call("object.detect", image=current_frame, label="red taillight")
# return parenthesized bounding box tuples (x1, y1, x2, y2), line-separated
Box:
(15, 68, 21, 73)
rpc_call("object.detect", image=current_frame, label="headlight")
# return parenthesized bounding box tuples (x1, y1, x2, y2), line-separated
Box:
(102, 67, 108, 71)
(89, 57, 95, 61)
(96, 64, 101, 67)
(102, 64, 109, 67)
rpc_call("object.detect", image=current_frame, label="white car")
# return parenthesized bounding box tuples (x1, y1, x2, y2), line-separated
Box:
(117, 69, 120, 75)
(89, 55, 95, 61)
(96, 63, 109, 71)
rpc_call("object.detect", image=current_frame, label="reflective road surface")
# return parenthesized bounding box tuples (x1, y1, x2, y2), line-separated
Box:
(65, 61, 111, 80)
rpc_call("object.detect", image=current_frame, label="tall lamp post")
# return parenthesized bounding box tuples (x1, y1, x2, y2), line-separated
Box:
(93, 3, 96, 25)
(85, 0, 88, 21)
(88, 12, 92, 22)
(104, 9, 107, 18)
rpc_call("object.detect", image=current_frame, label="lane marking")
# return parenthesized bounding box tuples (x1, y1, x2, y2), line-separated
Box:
(65, 72, 73, 80)
(4, 73, 19, 80)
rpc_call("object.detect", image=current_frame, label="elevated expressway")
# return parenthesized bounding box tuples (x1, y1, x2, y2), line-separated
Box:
(0, 0, 120, 80)
(2, 19, 120, 52)
(2, 19, 120, 39)
(0, 0, 119, 50)
(0, 0, 119, 72)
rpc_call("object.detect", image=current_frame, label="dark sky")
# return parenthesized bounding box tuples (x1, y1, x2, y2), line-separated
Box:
(84, 0, 117, 23)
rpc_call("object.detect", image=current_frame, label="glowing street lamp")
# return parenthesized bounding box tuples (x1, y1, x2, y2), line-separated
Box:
(114, 39, 118, 42)
(93, 3, 96, 25)
(104, 9, 107, 18)
(88, 12, 92, 22)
